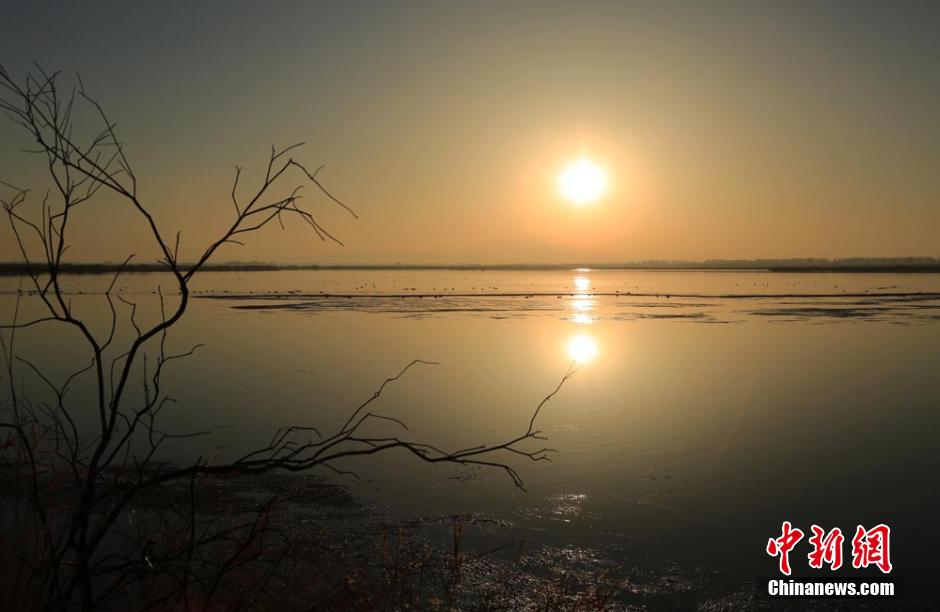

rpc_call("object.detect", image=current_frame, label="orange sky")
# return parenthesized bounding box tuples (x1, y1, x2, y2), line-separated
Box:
(1, 2, 938, 264)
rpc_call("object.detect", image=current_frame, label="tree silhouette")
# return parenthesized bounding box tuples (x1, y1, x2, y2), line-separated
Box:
(0, 64, 570, 610)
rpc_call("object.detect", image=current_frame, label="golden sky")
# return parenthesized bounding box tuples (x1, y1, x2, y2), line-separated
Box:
(1, 1, 938, 264)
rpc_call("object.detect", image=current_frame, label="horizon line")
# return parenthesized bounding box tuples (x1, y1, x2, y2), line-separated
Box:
(3, 257, 940, 276)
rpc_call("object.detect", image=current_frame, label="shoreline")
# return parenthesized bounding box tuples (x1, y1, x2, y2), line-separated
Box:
(3, 261, 940, 276)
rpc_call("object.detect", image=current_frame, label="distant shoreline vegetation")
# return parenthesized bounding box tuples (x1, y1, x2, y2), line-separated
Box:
(2, 258, 940, 275)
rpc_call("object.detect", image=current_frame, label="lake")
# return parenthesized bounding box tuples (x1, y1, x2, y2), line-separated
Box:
(3, 268, 939, 605)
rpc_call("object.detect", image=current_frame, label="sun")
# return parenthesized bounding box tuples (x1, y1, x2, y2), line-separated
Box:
(558, 158, 608, 205)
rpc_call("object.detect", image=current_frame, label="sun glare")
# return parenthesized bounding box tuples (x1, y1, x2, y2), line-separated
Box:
(567, 334, 598, 364)
(558, 159, 608, 205)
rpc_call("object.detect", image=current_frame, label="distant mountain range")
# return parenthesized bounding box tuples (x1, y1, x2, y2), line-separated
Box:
(2, 258, 940, 275)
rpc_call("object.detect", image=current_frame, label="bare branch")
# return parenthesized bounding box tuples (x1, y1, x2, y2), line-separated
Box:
(0, 63, 574, 610)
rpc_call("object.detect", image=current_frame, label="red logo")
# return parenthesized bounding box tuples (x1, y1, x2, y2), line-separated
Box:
(851, 524, 892, 574)
(767, 522, 892, 575)
(766, 521, 804, 575)
(807, 525, 844, 570)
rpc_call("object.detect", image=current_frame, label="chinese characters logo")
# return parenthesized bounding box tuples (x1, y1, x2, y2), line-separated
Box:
(767, 522, 892, 575)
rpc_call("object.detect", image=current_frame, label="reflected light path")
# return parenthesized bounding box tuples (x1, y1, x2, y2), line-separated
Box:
(574, 276, 591, 292)
(567, 333, 598, 364)
(571, 295, 594, 313)
(566, 271, 600, 363)
(569, 274, 596, 324)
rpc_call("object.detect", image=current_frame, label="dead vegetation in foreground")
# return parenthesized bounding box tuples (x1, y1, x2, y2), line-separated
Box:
(0, 465, 690, 610)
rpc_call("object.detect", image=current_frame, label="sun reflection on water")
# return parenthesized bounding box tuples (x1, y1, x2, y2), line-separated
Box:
(567, 333, 598, 364)
(569, 274, 596, 324)
(573, 276, 591, 292)
(570, 294, 594, 312)
(566, 273, 599, 362)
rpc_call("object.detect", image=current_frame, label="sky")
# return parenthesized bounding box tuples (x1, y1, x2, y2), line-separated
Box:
(1, 0, 938, 264)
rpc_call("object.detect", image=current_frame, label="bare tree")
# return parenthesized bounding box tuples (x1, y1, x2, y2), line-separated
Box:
(0, 64, 570, 610)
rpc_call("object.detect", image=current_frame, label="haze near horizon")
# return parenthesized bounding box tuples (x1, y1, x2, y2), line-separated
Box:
(1, 1, 938, 265)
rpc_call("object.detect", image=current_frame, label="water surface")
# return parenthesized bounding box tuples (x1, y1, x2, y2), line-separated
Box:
(3, 269, 939, 603)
